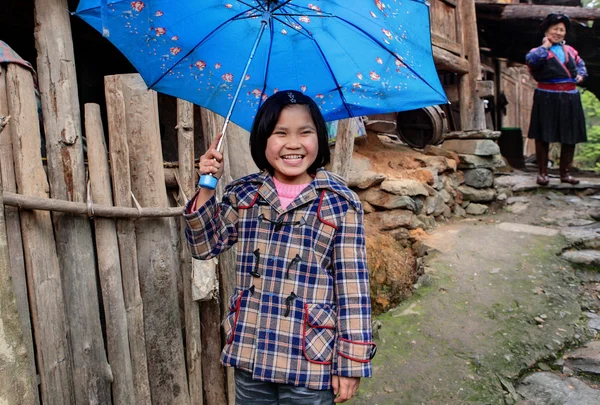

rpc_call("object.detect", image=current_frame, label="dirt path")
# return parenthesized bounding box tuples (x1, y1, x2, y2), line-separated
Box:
(356, 190, 600, 404)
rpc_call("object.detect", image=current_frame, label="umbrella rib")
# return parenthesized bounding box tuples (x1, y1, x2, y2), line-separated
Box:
(147, 9, 252, 89)
(332, 15, 447, 101)
(272, 16, 313, 40)
(238, 0, 265, 13)
(280, 7, 352, 117)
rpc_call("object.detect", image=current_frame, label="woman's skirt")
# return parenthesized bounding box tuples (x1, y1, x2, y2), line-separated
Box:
(528, 89, 587, 144)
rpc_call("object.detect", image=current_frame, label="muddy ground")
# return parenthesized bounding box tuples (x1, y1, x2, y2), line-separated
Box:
(355, 181, 600, 404)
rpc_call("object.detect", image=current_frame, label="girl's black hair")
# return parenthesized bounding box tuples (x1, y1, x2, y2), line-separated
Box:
(249, 90, 330, 175)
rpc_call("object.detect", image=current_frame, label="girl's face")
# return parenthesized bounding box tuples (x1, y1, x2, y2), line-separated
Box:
(546, 22, 566, 44)
(265, 104, 319, 185)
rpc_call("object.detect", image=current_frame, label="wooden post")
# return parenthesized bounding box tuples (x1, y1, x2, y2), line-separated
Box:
(0, 83, 37, 405)
(200, 108, 234, 405)
(6, 63, 74, 405)
(85, 103, 136, 404)
(459, 0, 486, 131)
(104, 75, 152, 405)
(0, 66, 38, 405)
(330, 119, 354, 182)
(33, 1, 111, 402)
(117, 74, 190, 405)
(177, 99, 203, 404)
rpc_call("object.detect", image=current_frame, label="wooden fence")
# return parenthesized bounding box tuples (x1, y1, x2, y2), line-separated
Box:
(0, 65, 249, 404)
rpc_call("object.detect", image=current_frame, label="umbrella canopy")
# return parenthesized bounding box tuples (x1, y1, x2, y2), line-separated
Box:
(75, 0, 447, 132)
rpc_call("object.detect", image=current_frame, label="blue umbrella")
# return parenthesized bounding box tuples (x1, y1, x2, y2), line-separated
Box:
(76, 0, 447, 188)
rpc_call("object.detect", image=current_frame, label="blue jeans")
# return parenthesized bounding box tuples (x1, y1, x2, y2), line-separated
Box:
(235, 369, 335, 405)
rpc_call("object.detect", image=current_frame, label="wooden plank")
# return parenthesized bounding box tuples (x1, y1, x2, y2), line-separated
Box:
(6, 63, 74, 405)
(0, 76, 37, 405)
(433, 45, 469, 74)
(177, 99, 204, 405)
(0, 66, 38, 405)
(459, 0, 487, 130)
(200, 108, 234, 405)
(330, 119, 354, 182)
(500, 4, 600, 20)
(85, 103, 136, 405)
(104, 75, 152, 405)
(431, 34, 462, 56)
(117, 74, 190, 405)
(33, 2, 111, 402)
(476, 80, 495, 98)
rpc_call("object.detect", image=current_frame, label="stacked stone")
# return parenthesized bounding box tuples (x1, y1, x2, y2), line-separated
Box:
(347, 151, 461, 234)
(440, 130, 503, 215)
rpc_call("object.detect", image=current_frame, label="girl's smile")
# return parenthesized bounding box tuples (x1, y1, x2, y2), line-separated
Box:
(265, 105, 318, 185)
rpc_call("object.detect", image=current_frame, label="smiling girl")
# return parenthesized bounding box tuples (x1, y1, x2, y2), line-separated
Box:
(185, 90, 375, 404)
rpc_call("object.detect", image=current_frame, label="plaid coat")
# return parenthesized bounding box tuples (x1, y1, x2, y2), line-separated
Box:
(184, 169, 375, 390)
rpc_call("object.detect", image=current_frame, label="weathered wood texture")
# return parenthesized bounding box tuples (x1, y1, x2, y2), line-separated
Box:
(330, 119, 354, 182)
(0, 66, 38, 404)
(0, 78, 38, 405)
(479, 4, 600, 20)
(6, 63, 74, 405)
(117, 74, 190, 405)
(177, 99, 204, 404)
(430, 0, 463, 56)
(104, 75, 152, 405)
(2, 192, 183, 218)
(459, 0, 486, 131)
(34, 1, 111, 403)
(200, 108, 234, 405)
(85, 103, 136, 404)
(433, 46, 469, 74)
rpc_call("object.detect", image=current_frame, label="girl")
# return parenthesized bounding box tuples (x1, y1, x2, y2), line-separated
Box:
(185, 90, 375, 404)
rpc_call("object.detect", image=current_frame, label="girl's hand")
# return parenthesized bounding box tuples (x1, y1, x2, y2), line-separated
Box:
(576, 74, 584, 84)
(542, 36, 552, 49)
(332, 376, 360, 403)
(200, 133, 224, 180)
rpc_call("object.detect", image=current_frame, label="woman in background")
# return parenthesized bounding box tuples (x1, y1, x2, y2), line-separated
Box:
(526, 13, 587, 185)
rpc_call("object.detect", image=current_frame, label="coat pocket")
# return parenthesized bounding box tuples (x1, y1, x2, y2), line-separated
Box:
(302, 303, 336, 364)
(222, 289, 243, 344)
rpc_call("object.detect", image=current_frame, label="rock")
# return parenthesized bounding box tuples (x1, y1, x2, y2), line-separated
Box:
(586, 313, 600, 331)
(458, 153, 506, 170)
(589, 209, 600, 221)
(371, 320, 383, 340)
(350, 154, 372, 172)
(497, 192, 508, 202)
(506, 196, 530, 205)
(417, 215, 437, 230)
(463, 168, 494, 189)
(439, 189, 452, 203)
(389, 228, 410, 242)
(363, 201, 375, 214)
(517, 372, 600, 405)
(466, 203, 488, 215)
(380, 179, 430, 197)
(414, 274, 432, 289)
(563, 341, 600, 375)
(458, 185, 496, 202)
(506, 202, 529, 214)
(497, 223, 559, 237)
(561, 227, 600, 249)
(444, 129, 501, 140)
(412, 197, 424, 215)
(412, 240, 428, 257)
(442, 205, 452, 218)
(442, 139, 500, 156)
(348, 170, 387, 189)
(414, 155, 451, 174)
(560, 250, 600, 267)
(423, 144, 460, 162)
(425, 192, 447, 217)
(358, 189, 418, 212)
(453, 204, 467, 217)
(368, 210, 421, 230)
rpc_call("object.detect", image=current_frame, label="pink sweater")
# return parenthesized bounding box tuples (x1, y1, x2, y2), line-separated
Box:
(273, 177, 310, 209)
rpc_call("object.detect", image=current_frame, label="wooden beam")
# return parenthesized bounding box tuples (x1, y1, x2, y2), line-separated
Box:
(34, 1, 110, 401)
(6, 63, 74, 405)
(104, 75, 152, 405)
(433, 45, 469, 74)
(86, 103, 136, 405)
(477, 4, 600, 20)
(476, 80, 495, 98)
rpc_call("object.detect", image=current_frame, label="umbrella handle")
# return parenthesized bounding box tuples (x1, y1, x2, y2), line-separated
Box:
(198, 173, 219, 190)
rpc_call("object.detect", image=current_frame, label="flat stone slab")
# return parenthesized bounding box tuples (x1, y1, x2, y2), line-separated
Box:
(560, 227, 600, 249)
(497, 223, 559, 237)
(442, 139, 500, 156)
(495, 174, 600, 192)
(564, 341, 600, 375)
(560, 250, 600, 267)
(444, 129, 501, 140)
(458, 153, 506, 169)
(380, 179, 430, 197)
(516, 372, 600, 405)
(347, 170, 387, 189)
(458, 185, 496, 202)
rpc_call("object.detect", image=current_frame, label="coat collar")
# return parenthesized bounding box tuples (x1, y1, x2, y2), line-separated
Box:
(242, 169, 357, 214)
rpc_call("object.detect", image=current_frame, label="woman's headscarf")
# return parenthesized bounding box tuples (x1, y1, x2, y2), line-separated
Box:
(540, 13, 571, 33)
